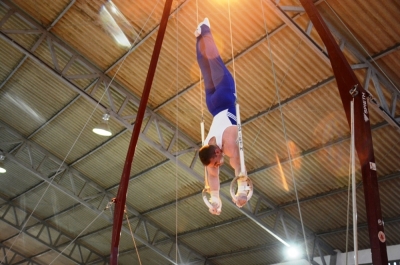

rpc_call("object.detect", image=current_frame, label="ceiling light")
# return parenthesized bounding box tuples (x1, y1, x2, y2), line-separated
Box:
(286, 246, 301, 259)
(0, 155, 6, 173)
(93, 113, 112, 136)
(99, 1, 131, 47)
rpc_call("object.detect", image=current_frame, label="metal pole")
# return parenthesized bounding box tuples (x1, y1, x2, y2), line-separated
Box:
(109, 0, 174, 264)
(299, 1, 388, 264)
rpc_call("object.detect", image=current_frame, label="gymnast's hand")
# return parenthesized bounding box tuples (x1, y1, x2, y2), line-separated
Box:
(234, 176, 249, 208)
(209, 197, 221, 215)
(234, 194, 248, 208)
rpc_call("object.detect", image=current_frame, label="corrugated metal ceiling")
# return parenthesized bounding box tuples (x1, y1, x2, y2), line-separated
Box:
(0, 0, 399, 264)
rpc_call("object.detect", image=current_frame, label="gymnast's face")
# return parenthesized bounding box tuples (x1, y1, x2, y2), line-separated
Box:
(210, 147, 224, 168)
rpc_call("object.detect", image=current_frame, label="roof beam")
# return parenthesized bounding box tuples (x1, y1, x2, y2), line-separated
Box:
(0, 0, 70, 91)
(317, 214, 400, 237)
(243, 76, 335, 125)
(0, 242, 42, 265)
(279, 171, 400, 210)
(268, 0, 400, 130)
(104, 0, 190, 74)
(0, 55, 27, 90)
(0, 197, 106, 264)
(263, 0, 330, 65)
(0, 0, 80, 149)
(46, 0, 75, 31)
(369, 43, 400, 61)
(0, 121, 207, 265)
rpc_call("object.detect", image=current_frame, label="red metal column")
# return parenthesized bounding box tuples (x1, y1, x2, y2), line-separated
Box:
(298, 0, 388, 264)
(110, 0, 173, 264)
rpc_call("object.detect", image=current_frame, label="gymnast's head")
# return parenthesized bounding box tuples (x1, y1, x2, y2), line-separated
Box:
(199, 145, 224, 168)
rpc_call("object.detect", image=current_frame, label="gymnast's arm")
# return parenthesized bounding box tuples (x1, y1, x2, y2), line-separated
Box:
(206, 165, 220, 194)
(224, 126, 243, 176)
(205, 165, 221, 215)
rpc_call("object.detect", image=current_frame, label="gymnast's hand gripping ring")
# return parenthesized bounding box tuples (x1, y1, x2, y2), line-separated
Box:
(202, 188, 222, 215)
(230, 175, 253, 207)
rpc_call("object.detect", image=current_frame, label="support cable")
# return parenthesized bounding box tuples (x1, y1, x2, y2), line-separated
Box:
(277, 61, 312, 263)
(345, 116, 352, 265)
(195, 0, 210, 199)
(224, 0, 257, 210)
(351, 99, 359, 265)
(261, 0, 311, 262)
(251, 1, 304, 150)
(227, 0, 237, 97)
(196, 0, 205, 128)
(174, 1, 181, 263)
(345, 99, 358, 265)
(227, 0, 246, 178)
(125, 207, 142, 265)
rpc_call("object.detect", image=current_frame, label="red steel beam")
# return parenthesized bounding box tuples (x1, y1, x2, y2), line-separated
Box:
(298, 0, 388, 264)
(110, 0, 174, 264)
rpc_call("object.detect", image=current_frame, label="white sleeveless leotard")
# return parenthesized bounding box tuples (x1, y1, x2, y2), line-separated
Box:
(204, 109, 236, 148)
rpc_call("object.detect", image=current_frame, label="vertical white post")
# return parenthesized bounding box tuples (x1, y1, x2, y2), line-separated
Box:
(351, 100, 358, 265)
(236, 104, 246, 176)
(200, 121, 205, 145)
(200, 120, 209, 189)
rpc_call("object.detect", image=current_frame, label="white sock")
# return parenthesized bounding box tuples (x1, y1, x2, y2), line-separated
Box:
(194, 18, 210, 37)
(203, 18, 210, 28)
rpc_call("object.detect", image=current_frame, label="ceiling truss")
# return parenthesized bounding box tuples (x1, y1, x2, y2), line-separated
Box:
(0, 121, 206, 265)
(0, 242, 41, 265)
(270, 0, 400, 129)
(0, 196, 106, 264)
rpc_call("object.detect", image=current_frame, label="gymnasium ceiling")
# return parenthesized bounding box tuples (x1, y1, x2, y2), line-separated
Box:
(0, 0, 400, 264)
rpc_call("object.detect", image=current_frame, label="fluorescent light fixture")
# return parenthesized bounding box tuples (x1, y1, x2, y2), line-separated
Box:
(99, 1, 131, 47)
(93, 114, 112, 136)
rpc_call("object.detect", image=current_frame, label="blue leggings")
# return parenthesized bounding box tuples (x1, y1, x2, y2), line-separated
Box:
(196, 25, 236, 119)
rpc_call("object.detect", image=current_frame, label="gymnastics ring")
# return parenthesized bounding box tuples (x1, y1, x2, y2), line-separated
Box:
(230, 175, 253, 207)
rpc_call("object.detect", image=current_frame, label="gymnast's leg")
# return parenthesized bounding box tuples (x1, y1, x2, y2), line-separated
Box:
(196, 21, 236, 116)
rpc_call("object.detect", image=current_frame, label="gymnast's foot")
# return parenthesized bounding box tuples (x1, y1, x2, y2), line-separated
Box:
(194, 17, 210, 37)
